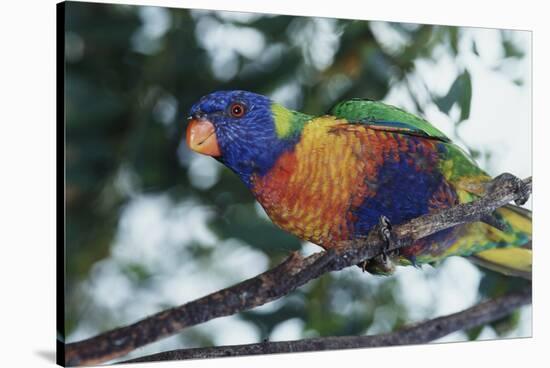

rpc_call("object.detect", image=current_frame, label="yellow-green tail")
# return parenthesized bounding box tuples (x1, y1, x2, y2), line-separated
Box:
(440, 204, 531, 279)
(468, 205, 532, 279)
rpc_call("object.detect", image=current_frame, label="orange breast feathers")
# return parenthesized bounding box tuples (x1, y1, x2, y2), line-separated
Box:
(251, 117, 410, 249)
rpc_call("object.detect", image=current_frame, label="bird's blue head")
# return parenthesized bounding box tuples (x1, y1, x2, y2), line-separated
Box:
(186, 90, 311, 187)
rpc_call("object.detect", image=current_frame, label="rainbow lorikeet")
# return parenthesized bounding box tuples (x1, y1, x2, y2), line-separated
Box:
(186, 90, 531, 277)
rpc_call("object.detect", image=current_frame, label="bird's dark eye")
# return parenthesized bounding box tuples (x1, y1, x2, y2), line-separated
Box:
(229, 102, 246, 118)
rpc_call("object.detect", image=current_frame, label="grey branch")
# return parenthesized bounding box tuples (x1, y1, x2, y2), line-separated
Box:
(123, 288, 532, 362)
(64, 174, 531, 366)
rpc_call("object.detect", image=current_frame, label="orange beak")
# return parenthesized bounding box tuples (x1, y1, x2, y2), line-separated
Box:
(186, 118, 221, 157)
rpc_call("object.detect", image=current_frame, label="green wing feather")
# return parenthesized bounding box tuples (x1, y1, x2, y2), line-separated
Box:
(329, 98, 450, 142)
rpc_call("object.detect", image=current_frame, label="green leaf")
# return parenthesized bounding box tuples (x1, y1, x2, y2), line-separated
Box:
(490, 310, 521, 336)
(502, 39, 524, 59)
(469, 148, 481, 160)
(466, 325, 483, 340)
(449, 28, 459, 55)
(513, 78, 524, 86)
(434, 69, 472, 123)
(472, 40, 479, 56)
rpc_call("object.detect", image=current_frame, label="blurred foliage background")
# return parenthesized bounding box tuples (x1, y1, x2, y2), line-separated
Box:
(63, 1, 532, 361)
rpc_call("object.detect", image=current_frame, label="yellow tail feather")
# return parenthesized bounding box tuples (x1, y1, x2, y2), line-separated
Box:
(471, 205, 532, 279)
(471, 247, 532, 279)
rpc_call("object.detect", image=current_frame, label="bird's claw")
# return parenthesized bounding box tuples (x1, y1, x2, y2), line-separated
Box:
(378, 215, 393, 256)
(489, 173, 530, 206)
(407, 255, 420, 269)
(358, 215, 397, 275)
(514, 180, 531, 206)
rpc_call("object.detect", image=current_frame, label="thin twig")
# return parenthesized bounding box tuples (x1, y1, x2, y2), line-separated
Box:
(123, 288, 532, 363)
(64, 175, 531, 366)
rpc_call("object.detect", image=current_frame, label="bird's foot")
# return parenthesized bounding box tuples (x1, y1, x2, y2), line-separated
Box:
(489, 173, 531, 206)
(359, 215, 398, 275)
(378, 215, 394, 257)
(360, 254, 396, 275)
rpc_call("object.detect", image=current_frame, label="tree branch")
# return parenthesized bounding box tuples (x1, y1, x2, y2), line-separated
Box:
(64, 174, 531, 366)
(123, 288, 532, 363)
